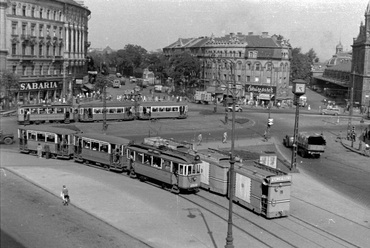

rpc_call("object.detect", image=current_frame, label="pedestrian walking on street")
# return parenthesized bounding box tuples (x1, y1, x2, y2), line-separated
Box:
(197, 133, 203, 146)
(224, 113, 228, 125)
(222, 132, 228, 143)
(61, 185, 70, 206)
(37, 143, 43, 158)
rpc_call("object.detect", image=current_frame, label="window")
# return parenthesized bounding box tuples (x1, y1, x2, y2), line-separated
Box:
(31, 24, 35, 36)
(53, 11, 56, 20)
(31, 7, 35, 17)
(47, 10, 50, 19)
(144, 154, 151, 165)
(159, 107, 164, 112)
(32, 65, 35, 75)
(46, 45, 49, 56)
(12, 5, 16, 15)
(117, 108, 123, 113)
(255, 76, 259, 82)
(255, 63, 260, 71)
(22, 24, 26, 35)
(12, 44, 16, 55)
(28, 132, 36, 141)
(137, 152, 144, 163)
(40, 8, 43, 19)
(22, 6, 26, 16)
(46, 133, 55, 143)
(59, 12, 62, 21)
(166, 107, 171, 112)
(266, 77, 271, 84)
(59, 27, 63, 38)
(22, 65, 27, 75)
(39, 44, 43, 56)
(237, 75, 241, 82)
(46, 26, 50, 36)
(246, 76, 250, 82)
(172, 107, 179, 111)
(12, 23, 17, 35)
(39, 25, 43, 37)
(83, 139, 91, 149)
(40, 65, 43, 75)
(31, 45, 34, 56)
(94, 108, 102, 114)
(37, 132, 45, 142)
(152, 107, 158, 112)
(91, 142, 99, 151)
(22, 44, 26, 55)
(59, 45, 62, 56)
(12, 65, 17, 74)
(108, 108, 116, 114)
(53, 45, 56, 56)
(152, 156, 161, 169)
(239, 51, 242, 57)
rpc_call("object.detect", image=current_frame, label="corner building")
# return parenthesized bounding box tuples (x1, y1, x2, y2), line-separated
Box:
(0, 0, 90, 104)
(163, 32, 291, 103)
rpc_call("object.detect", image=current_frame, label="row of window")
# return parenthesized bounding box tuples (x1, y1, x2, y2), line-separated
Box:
(20, 107, 69, 115)
(91, 107, 133, 114)
(207, 61, 289, 71)
(12, 64, 84, 77)
(12, 43, 63, 57)
(12, 22, 63, 39)
(128, 149, 200, 176)
(81, 139, 110, 153)
(12, 4, 63, 21)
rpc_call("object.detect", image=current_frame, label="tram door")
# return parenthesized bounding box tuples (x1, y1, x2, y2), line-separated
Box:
(64, 108, 71, 123)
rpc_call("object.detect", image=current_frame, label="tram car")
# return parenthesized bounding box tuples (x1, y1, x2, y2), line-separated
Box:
(77, 101, 136, 122)
(137, 101, 188, 120)
(126, 141, 201, 193)
(233, 161, 292, 218)
(18, 125, 77, 159)
(18, 104, 76, 125)
(73, 133, 131, 172)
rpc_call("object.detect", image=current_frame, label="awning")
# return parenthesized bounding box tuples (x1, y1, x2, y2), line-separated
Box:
(258, 94, 274, 100)
(83, 83, 94, 90)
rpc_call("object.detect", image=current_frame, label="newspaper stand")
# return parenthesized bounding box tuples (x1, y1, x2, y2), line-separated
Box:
(233, 160, 292, 218)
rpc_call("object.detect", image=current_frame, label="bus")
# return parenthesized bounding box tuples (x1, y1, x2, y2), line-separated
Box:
(18, 104, 76, 125)
(126, 141, 201, 193)
(73, 133, 131, 171)
(137, 101, 188, 120)
(77, 101, 136, 122)
(18, 125, 78, 159)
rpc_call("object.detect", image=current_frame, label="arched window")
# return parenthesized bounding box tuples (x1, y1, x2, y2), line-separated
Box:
(255, 63, 260, 71)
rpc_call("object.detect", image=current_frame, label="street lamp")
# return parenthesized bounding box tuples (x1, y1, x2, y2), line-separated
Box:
(290, 79, 306, 172)
(225, 59, 236, 248)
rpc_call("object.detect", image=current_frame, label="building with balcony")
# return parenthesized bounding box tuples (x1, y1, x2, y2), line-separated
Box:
(163, 32, 292, 103)
(0, 0, 91, 105)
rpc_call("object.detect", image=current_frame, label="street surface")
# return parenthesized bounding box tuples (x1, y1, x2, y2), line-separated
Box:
(1, 86, 370, 247)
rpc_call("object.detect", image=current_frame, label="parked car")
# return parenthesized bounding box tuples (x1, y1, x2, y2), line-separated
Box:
(0, 130, 14, 145)
(321, 107, 340, 116)
(226, 105, 243, 112)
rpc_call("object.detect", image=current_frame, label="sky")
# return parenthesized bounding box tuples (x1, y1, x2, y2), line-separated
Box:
(83, 0, 369, 61)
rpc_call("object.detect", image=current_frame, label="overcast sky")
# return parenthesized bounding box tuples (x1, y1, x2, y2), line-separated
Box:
(83, 0, 368, 61)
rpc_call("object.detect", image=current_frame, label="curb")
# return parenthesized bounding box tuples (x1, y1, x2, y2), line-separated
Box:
(340, 139, 370, 157)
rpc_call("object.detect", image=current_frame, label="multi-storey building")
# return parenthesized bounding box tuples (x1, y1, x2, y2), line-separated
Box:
(0, 0, 90, 105)
(163, 32, 291, 103)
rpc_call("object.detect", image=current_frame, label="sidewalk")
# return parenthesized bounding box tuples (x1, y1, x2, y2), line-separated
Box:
(340, 138, 370, 157)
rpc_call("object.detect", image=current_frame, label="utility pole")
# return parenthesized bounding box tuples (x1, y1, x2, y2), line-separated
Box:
(265, 60, 274, 140)
(225, 59, 236, 248)
(347, 66, 356, 140)
(102, 83, 107, 133)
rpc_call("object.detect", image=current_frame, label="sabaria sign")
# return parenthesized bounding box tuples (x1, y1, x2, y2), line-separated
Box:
(20, 81, 61, 91)
(245, 84, 276, 94)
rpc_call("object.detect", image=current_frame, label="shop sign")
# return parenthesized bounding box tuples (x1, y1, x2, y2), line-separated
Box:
(245, 84, 276, 94)
(20, 81, 61, 91)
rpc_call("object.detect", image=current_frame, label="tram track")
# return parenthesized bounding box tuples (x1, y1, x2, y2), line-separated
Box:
(181, 191, 364, 248)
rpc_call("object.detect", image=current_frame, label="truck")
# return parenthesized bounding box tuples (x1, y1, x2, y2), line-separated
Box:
(283, 132, 326, 158)
(194, 91, 212, 104)
(0, 130, 14, 145)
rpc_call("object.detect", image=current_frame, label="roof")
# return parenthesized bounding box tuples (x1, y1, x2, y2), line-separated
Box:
(325, 62, 351, 72)
(76, 133, 131, 145)
(56, 0, 91, 14)
(78, 101, 135, 108)
(140, 101, 187, 107)
(19, 125, 79, 135)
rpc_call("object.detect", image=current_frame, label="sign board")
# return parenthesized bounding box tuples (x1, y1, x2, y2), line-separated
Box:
(19, 81, 62, 91)
(75, 79, 83, 85)
(259, 155, 277, 169)
(245, 84, 276, 94)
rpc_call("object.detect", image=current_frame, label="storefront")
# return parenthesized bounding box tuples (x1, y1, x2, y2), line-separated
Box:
(245, 84, 276, 106)
(16, 81, 64, 105)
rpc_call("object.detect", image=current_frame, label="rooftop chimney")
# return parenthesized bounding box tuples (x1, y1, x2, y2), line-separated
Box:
(262, 32, 269, 37)
(248, 32, 253, 35)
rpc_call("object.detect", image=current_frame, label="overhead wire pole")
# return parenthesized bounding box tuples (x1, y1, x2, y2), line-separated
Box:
(225, 59, 236, 248)
(265, 59, 273, 140)
(347, 66, 356, 142)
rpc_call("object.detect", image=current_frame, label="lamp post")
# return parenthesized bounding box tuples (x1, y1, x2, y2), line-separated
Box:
(290, 79, 306, 172)
(359, 118, 365, 151)
(347, 66, 356, 140)
(225, 59, 236, 248)
(265, 61, 274, 140)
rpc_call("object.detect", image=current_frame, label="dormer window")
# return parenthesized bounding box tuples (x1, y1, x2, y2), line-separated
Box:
(248, 51, 257, 58)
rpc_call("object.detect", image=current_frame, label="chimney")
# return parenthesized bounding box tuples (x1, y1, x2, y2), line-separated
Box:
(262, 32, 269, 37)
(237, 32, 242, 35)
(248, 32, 253, 35)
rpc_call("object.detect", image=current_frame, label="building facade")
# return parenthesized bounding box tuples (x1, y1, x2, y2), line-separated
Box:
(0, 0, 90, 105)
(163, 32, 292, 103)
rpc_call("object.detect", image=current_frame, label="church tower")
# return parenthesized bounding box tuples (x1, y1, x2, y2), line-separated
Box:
(336, 41, 343, 54)
(351, 0, 370, 108)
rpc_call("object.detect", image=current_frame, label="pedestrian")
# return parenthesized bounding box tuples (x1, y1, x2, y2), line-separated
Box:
(61, 185, 70, 205)
(308, 105, 311, 111)
(224, 113, 228, 125)
(197, 133, 203, 146)
(37, 143, 43, 158)
(222, 132, 227, 143)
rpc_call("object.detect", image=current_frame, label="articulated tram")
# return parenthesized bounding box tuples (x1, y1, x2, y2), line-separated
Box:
(136, 101, 188, 120)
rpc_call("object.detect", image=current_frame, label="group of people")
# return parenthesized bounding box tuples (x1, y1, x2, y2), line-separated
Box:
(196, 132, 228, 146)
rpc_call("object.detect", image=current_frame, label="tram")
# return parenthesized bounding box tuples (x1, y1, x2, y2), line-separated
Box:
(126, 141, 201, 193)
(18, 104, 76, 125)
(18, 125, 77, 159)
(137, 101, 188, 120)
(73, 133, 131, 171)
(77, 101, 136, 122)
(233, 161, 291, 218)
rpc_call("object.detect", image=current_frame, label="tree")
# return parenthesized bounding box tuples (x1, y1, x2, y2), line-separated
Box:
(0, 70, 20, 109)
(116, 44, 148, 77)
(290, 47, 314, 83)
(306, 48, 318, 63)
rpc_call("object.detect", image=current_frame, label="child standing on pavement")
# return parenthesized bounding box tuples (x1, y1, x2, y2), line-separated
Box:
(61, 185, 70, 205)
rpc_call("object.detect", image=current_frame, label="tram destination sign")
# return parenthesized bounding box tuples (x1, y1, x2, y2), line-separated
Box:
(20, 81, 61, 91)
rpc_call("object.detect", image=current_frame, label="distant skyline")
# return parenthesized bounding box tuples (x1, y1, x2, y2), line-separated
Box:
(84, 0, 368, 61)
